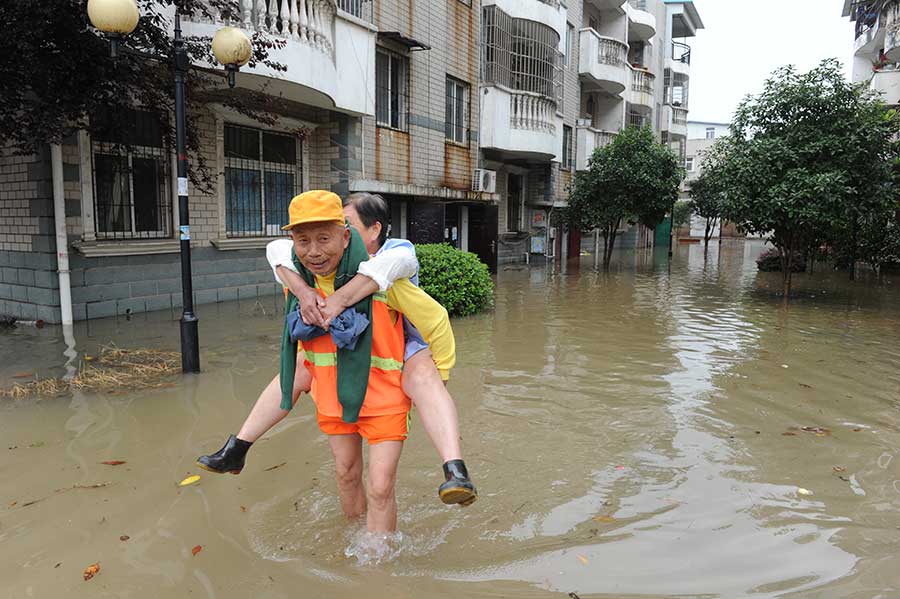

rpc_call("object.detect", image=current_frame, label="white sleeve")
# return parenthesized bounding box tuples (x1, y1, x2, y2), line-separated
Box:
(266, 239, 298, 286)
(357, 246, 418, 292)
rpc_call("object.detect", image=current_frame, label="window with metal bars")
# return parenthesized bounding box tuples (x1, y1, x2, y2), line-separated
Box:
(224, 124, 302, 238)
(445, 76, 470, 144)
(91, 109, 172, 240)
(376, 48, 409, 131)
(562, 125, 573, 170)
(482, 5, 563, 104)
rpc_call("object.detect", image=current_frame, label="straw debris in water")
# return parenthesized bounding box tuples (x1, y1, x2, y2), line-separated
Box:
(1, 345, 180, 399)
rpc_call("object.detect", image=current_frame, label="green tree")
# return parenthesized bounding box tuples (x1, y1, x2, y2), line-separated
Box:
(566, 126, 682, 269)
(717, 59, 900, 294)
(0, 0, 284, 188)
(688, 140, 728, 255)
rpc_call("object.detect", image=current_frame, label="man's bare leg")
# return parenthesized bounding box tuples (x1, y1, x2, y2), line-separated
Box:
(197, 354, 311, 473)
(328, 433, 367, 520)
(402, 350, 461, 462)
(366, 440, 403, 532)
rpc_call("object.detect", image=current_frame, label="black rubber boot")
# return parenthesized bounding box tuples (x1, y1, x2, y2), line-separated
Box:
(197, 435, 252, 474)
(438, 459, 477, 506)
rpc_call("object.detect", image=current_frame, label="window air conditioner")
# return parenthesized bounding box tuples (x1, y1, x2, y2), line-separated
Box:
(471, 169, 497, 193)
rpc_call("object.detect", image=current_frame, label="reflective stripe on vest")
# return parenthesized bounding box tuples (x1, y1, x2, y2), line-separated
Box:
(301, 289, 409, 418)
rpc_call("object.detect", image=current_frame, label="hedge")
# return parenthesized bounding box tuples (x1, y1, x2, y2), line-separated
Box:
(414, 244, 494, 317)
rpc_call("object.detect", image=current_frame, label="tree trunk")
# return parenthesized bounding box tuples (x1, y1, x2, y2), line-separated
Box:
(782, 235, 795, 297)
(703, 218, 714, 257)
(603, 220, 620, 270)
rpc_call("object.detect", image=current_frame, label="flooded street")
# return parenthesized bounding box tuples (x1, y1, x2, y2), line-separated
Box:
(2, 240, 900, 598)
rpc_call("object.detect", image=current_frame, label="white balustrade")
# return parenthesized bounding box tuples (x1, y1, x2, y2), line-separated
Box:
(200, 0, 337, 57)
(509, 93, 557, 134)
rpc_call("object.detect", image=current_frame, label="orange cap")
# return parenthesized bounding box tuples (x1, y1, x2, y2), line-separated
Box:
(281, 190, 345, 231)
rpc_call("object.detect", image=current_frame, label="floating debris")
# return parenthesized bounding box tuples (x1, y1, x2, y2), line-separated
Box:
(179, 475, 201, 487)
(1, 345, 179, 400)
(83, 562, 100, 581)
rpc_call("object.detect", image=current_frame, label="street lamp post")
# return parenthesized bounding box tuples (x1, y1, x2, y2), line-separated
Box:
(87, 0, 251, 373)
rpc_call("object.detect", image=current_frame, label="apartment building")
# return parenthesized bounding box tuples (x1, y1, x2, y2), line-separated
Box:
(0, 0, 703, 322)
(844, 0, 900, 105)
(679, 120, 727, 239)
(482, 0, 703, 263)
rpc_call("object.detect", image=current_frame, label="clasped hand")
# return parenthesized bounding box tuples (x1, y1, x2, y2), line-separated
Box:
(297, 289, 347, 330)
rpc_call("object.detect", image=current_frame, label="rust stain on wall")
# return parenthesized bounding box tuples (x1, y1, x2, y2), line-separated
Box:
(443, 143, 472, 191)
(375, 128, 411, 184)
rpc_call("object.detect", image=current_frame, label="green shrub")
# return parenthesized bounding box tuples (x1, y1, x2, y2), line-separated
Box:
(756, 247, 806, 272)
(414, 244, 494, 317)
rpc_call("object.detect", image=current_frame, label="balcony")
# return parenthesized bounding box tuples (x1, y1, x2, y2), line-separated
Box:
(575, 126, 617, 171)
(668, 41, 691, 77)
(183, 0, 376, 116)
(662, 105, 688, 138)
(482, 0, 567, 41)
(481, 87, 561, 161)
(578, 30, 629, 95)
(629, 67, 655, 109)
(587, 0, 627, 12)
(872, 68, 900, 105)
(626, 0, 656, 41)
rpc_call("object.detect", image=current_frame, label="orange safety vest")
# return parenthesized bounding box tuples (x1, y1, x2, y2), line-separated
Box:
(300, 289, 409, 418)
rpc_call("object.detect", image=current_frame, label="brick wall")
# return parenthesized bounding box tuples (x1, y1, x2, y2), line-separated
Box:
(0, 145, 61, 321)
(365, 0, 481, 193)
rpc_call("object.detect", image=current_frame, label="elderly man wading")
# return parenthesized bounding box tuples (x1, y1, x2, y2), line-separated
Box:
(275, 190, 455, 532)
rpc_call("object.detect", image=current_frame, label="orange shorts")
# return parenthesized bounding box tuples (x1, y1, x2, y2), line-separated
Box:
(316, 411, 410, 444)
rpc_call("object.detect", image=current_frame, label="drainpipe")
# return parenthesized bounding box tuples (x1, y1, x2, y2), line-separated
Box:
(50, 144, 73, 326)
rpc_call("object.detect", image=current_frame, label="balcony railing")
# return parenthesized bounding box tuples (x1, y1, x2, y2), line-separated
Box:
(536, 0, 561, 7)
(629, 0, 648, 10)
(510, 92, 557, 134)
(672, 107, 688, 125)
(672, 41, 691, 65)
(631, 69, 654, 94)
(593, 129, 617, 149)
(205, 0, 337, 56)
(336, 0, 373, 21)
(598, 37, 628, 66)
(628, 112, 649, 128)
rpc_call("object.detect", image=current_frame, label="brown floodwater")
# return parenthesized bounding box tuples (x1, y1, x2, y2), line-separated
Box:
(2, 240, 900, 598)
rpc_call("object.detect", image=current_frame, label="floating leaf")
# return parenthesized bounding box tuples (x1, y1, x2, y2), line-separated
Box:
(101, 460, 126, 466)
(178, 475, 201, 487)
(797, 488, 813, 496)
(782, 432, 797, 436)
(264, 462, 287, 472)
(83, 562, 100, 581)
(192, 545, 202, 556)
(832, 466, 846, 473)
(798, 383, 812, 389)
(576, 554, 589, 565)
(119, 535, 130, 541)
(592, 515, 615, 523)
(12, 372, 33, 379)
(800, 426, 831, 436)
(240, 505, 247, 513)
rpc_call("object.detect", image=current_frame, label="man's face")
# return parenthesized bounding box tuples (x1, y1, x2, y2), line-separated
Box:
(290, 221, 350, 276)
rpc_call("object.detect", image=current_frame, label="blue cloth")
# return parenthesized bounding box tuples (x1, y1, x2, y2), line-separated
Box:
(286, 307, 370, 350)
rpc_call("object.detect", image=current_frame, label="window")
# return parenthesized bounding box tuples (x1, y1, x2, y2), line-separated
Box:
(224, 124, 302, 237)
(565, 23, 574, 68)
(507, 173, 523, 232)
(376, 48, 409, 131)
(706, 127, 715, 139)
(482, 5, 563, 103)
(589, 16, 599, 31)
(92, 109, 171, 240)
(562, 125, 573, 170)
(445, 76, 469, 144)
(685, 157, 694, 172)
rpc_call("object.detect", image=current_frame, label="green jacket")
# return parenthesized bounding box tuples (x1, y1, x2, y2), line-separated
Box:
(279, 227, 373, 423)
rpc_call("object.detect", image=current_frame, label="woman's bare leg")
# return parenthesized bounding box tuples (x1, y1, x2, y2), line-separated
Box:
(401, 350, 461, 462)
(237, 354, 312, 442)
